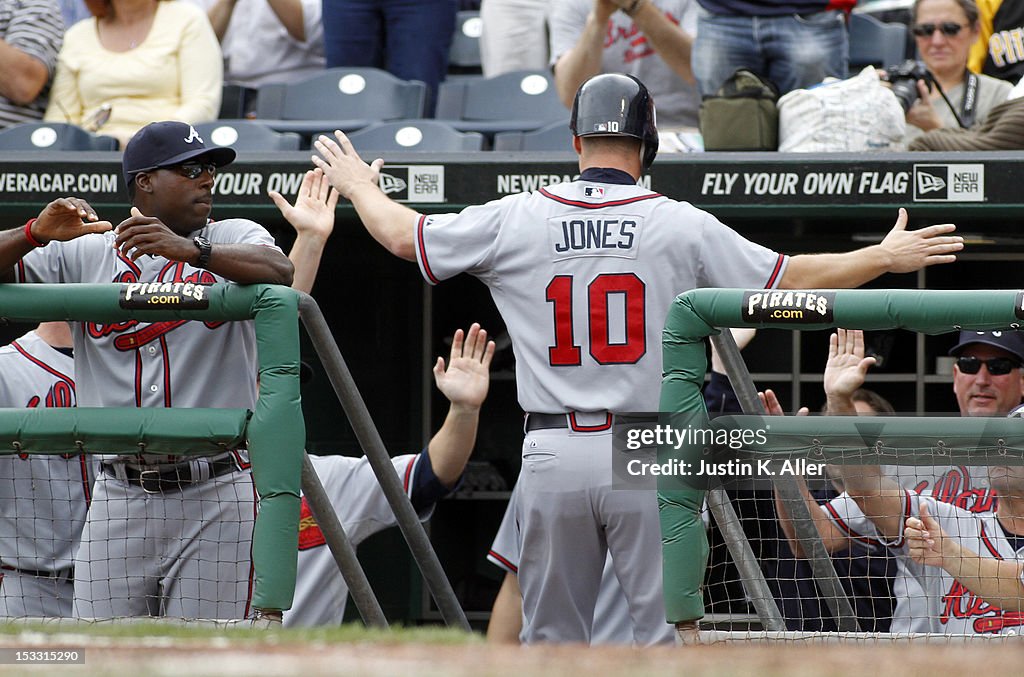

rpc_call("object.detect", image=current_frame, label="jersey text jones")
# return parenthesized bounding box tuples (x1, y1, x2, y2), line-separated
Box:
(548, 215, 641, 261)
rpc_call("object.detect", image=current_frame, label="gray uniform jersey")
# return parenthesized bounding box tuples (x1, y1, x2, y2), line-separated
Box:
(549, 0, 701, 129)
(16, 219, 278, 413)
(823, 466, 995, 633)
(0, 331, 90, 572)
(887, 493, 1024, 636)
(415, 176, 786, 413)
(285, 453, 432, 628)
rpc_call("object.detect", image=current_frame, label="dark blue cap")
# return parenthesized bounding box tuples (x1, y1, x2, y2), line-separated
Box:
(949, 330, 1024, 362)
(122, 121, 235, 187)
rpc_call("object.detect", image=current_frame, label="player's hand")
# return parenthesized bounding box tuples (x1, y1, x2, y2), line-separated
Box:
(311, 131, 385, 200)
(114, 207, 193, 263)
(31, 197, 112, 244)
(758, 388, 809, 416)
(433, 323, 496, 412)
(905, 81, 941, 132)
(878, 208, 962, 273)
(824, 328, 875, 411)
(270, 168, 339, 242)
(906, 502, 955, 568)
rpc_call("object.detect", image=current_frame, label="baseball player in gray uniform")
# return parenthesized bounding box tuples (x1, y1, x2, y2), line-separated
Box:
(0, 121, 293, 620)
(287, 323, 494, 627)
(311, 73, 962, 643)
(0, 322, 92, 617)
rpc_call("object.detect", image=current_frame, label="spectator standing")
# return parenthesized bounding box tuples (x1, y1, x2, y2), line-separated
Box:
(0, 0, 63, 130)
(902, 0, 1010, 146)
(549, 0, 700, 129)
(969, 0, 1024, 85)
(479, 0, 549, 77)
(44, 0, 222, 147)
(692, 0, 849, 98)
(321, 0, 457, 114)
(186, 0, 325, 88)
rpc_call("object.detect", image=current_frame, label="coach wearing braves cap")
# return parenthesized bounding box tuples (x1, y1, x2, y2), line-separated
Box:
(0, 120, 293, 622)
(949, 330, 1024, 417)
(311, 73, 964, 644)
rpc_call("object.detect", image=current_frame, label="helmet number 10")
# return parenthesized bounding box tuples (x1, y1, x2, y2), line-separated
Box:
(545, 273, 646, 366)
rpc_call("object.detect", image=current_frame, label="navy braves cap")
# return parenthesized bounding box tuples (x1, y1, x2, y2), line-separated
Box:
(122, 121, 235, 187)
(948, 330, 1024, 362)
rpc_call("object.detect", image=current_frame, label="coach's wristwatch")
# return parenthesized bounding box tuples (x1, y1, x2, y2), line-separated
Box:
(193, 235, 212, 268)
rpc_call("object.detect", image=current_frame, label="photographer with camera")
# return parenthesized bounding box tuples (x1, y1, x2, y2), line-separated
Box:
(893, 0, 1010, 146)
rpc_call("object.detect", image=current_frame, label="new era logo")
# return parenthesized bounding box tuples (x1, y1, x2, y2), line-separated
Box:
(914, 164, 984, 202)
(916, 172, 945, 194)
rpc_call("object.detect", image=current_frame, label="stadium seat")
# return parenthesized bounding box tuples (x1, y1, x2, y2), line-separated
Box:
(448, 10, 483, 73)
(218, 83, 259, 119)
(0, 122, 119, 151)
(848, 13, 909, 75)
(434, 70, 568, 134)
(492, 120, 573, 151)
(254, 68, 428, 139)
(195, 120, 301, 151)
(334, 120, 485, 152)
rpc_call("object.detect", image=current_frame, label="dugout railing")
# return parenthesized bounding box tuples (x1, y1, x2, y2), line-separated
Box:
(659, 288, 1024, 642)
(0, 283, 468, 630)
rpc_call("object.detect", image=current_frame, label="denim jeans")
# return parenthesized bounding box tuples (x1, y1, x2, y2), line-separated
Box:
(693, 9, 849, 97)
(322, 0, 458, 113)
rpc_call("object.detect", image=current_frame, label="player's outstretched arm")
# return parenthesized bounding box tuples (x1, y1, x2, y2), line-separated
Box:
(272, 168, 339, 294)
(780, 208, 963, 289)
(428, 323, 496, 487)
(824, 329, 876, 415)
(487, 572, 524, 644)
(311, 132, 420, 261)
(906, 502, 1024, 612)
(0, 198, 112, 280)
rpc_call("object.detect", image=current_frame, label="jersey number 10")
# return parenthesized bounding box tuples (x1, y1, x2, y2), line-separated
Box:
(546, 273, 646, 366)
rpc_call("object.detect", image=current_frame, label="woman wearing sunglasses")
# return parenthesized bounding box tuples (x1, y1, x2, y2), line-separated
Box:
(901, 0, 1011, 146)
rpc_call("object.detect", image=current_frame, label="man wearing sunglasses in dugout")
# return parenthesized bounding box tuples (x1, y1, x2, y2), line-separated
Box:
(950, 330, 1024, 417)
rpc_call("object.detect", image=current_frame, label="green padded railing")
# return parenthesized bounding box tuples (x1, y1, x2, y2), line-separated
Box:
(659, 288, 1024, 624)
(0, 283, 303, 613)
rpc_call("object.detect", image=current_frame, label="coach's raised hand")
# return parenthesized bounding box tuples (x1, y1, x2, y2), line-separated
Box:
(877, 208, 963, 273)
(0, 197, 112, 278)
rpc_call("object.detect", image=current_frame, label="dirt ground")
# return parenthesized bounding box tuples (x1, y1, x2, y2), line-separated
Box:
(3, 637, 1023, 677)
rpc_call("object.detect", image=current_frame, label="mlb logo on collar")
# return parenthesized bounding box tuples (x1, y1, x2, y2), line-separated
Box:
(584, 186, 604, 198)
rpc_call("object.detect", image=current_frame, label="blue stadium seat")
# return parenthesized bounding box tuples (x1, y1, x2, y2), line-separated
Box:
(195, 121, 301, 151)
(848, 13, 909, 75)
(492, 120, 573, 151)
(435, 70, 568, 134)
(449, 10, 483, 72)
(255, 68, 428, 138)
(335, 120, 485, 152)
(0, 122, 118, 151)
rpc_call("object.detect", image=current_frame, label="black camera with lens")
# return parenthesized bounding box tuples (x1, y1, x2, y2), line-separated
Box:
(884, 60, 934, 113)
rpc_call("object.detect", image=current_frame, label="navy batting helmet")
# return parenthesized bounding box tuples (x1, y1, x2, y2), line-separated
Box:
(570, 73, 659, 171)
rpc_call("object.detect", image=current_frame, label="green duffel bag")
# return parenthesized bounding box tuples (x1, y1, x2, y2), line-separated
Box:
(699, 69, 780, 151)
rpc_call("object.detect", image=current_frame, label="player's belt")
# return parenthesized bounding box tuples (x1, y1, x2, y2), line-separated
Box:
(100, 455, 241, 493)
(1, 564, 73, 581)
(524, 413, 658, 433)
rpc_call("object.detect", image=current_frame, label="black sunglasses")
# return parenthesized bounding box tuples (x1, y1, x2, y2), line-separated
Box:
(172, 161, 217, 179)
(912, 22, 965, 37)
(956, 356, 1021, 375)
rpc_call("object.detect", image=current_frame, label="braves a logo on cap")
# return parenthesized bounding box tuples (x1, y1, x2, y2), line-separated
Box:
(584, 186, 605, 198)
(183, 125, 203, 144)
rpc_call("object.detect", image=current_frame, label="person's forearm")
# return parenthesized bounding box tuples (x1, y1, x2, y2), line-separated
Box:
(0, 223, 37, 280)
(347, 183, 419, 261)
(553, 11, 612, 107)
(288, 232, 328, 294)
(843, 466, 905, 541)
(203, 244, 294, 285)
(825, 393, 858, 414)
(206, 0, 237, 40)
(629, 1, 694, 84)
(0, 41, 49, 104)
(944, 546, 1024, 612)
(781, 247, 894, 289)
(426, 403, 480, 487)
(774, 476, 848, 558)
(267, 0, 307, 42)
(487, 573, 523, 644)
